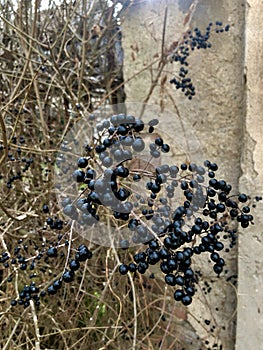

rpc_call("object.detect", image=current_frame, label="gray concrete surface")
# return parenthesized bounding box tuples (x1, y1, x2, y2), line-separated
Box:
(121, 0, 263, 348)
(236, 0, 263, 349)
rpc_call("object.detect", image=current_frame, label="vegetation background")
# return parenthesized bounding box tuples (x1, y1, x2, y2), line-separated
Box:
(1, 0, 258, 349)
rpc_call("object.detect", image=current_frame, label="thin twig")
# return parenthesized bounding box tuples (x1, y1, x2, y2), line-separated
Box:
(29, 300, 41, 350)
(161, 7, 168, 60)
(0, 112, 8, 164)
(63, 220, 74, 273)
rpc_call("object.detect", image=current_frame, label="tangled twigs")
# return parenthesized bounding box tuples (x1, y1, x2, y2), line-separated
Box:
(0, 113, 8, 165)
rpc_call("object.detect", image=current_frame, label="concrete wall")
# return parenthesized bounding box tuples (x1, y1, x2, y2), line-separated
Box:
(236, 0, 263, 349)
(121, 0, 263, 348)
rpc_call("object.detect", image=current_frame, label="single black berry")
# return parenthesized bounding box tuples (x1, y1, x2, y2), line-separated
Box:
(62, 270, 75, 283)
(119, 264, 129, 275)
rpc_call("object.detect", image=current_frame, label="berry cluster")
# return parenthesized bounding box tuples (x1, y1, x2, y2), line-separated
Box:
(0, 199, 94, 309)
(118, 162, 256, 305)
(0, 136, 34, 189)
(1, 238, 92, 308)
(169, 21, 230, 99)
(55, 113, 258, 306)
(0, 111, 260, 311)
(58, 114, 168, 242)
(46, 244, 92, 297)
(1, 111, 260, 310)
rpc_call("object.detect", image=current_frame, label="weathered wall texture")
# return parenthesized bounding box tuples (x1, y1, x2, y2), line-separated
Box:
(236, 0, 263, 349)
(121, 0, 263, 348)
(123, 0, 245, 182)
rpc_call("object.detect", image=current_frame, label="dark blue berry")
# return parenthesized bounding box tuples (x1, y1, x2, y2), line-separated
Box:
(133, 174, 141, 182)
(69, 259, 80, 271)
(43, 204, 49, 213)
(155, 137, 163, 146)
(161, 144, 170, 153)
(76, 245, 92, 261)
(209, 163, 218, 171)
(174, 290, 184, 301)
(238, 193, 248, 203)
(132, 138, 145, 152)
(63, 204, 78, 219)
(62, 270, 75, 283)
(213, 264, 223, 275)
(47, 247, 57, 258)
(182, 295, 192, 305)
(47, 285, 57, 295)
(119, 264, 129, 275)
(133, 119, 144, 132)
(73, 169, 85, 182)
(53, 279, 62, 290)
(10, 300, 17, 306)
(165, 274, 176, 286)
(128, 263, 137, 272)
(77, 157, 89, 168)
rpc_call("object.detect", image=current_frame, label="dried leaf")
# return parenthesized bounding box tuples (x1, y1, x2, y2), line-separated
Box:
(184, 0, 199, 27)
(161, 74, 167, 86)
(160, 98, 164, 112)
